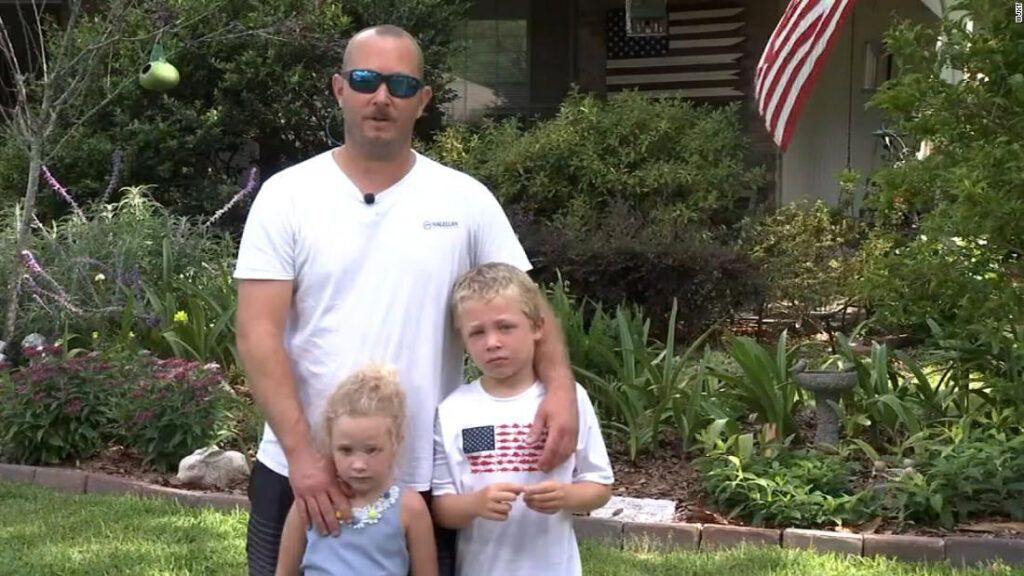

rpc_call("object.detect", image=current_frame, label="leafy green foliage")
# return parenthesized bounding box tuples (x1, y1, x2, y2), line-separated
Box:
(549, 281, 732, 459)
(523, 204, 765, 342)
(430, 90, 766, 226)
(711, 332, 801, 441)
(0, 0, 469, 219)
(743, 201, 861, 323)
(877, 417, 1024, 528)
(0, 187, 240, 369)
(857, 0, 1024, 338)
(0, 346, 119, 464)
(696, 433, 877, 528)
(113, 356, 235, 471)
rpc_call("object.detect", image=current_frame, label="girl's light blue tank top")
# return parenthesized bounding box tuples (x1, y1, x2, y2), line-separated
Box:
(301, 487, 410, 575)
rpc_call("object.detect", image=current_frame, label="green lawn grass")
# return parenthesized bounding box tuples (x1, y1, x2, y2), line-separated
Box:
(2, 481, 1022, 575)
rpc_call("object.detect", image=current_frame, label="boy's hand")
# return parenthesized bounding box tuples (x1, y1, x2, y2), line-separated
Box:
(474, 483, 523, 521)
(523, 480, 566, 515)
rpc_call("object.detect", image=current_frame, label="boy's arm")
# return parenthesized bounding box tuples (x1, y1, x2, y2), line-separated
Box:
(402, 491, 439, 576)
(275, 504, 307, 576)
(433, 484, 524, 528)
(523, 480, 611, 515)
(525, 385, 614, 515)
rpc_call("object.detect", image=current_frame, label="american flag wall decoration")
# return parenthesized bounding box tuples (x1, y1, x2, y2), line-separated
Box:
(606, 5, 746, 100)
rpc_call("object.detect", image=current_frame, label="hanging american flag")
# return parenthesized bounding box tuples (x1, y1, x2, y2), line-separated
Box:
(606, 6, 746, 99)
(755, 0, 859, 151)
(461, 423, 544, 475)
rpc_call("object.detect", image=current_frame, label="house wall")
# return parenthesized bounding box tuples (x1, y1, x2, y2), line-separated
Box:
(780, 0, 938, 209)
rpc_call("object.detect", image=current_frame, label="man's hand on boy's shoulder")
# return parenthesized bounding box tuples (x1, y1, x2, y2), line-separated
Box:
(522, 480, 566, 515)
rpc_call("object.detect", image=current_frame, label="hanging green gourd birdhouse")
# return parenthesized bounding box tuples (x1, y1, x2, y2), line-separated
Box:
(139, 41, 180, 92)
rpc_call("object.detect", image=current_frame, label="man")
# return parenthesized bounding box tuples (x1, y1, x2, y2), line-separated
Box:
(234, 25, 579, 576)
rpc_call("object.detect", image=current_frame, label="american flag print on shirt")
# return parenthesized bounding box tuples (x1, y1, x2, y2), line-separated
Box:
(461, 423, 545, 475)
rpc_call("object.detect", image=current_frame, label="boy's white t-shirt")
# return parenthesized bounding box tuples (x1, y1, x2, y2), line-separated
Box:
(233, 149, 531, 490)
(432, 381, 614, 576)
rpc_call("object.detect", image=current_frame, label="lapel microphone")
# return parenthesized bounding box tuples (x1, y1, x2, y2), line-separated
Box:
(363, 193, 375, 205)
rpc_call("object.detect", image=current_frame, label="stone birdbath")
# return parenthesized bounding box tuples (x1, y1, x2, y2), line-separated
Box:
(791, 359, 858, 447)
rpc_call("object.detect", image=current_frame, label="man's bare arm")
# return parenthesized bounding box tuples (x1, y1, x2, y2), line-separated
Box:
(237, 280, 308, 456)
(529, 297, 579, 471)
(236, 279, 345, 534)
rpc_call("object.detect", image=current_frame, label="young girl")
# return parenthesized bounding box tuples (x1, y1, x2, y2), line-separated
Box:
(276, 364, 438, 576)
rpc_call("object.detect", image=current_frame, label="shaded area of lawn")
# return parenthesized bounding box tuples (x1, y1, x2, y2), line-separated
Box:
(3, 481, 1022, 575)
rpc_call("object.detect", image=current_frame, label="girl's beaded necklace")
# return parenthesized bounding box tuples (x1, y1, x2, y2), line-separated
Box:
(340, 485, 400, 530)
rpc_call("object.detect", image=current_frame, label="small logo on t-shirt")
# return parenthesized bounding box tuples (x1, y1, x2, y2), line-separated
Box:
(423, 220, 459, 230)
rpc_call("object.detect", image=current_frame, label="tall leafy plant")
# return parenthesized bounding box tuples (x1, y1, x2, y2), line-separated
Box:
(712, 331, 800, 441)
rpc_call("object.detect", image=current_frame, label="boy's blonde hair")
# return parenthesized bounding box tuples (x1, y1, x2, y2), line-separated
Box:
(323, 363, 406, 447)
(451, 263, 544, 329)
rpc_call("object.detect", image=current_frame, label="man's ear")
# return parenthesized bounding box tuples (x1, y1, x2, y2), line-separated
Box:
(417, 85, 434, 118)
(331, 73, 346, 102)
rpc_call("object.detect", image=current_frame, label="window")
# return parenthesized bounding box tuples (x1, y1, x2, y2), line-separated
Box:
(447, 13, 529, 121)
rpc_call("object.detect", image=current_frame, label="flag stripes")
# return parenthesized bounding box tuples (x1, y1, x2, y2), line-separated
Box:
(605, 5, 746, 100)
(754, 0, 859, 150)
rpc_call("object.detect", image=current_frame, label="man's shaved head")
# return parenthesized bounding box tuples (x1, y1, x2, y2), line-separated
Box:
(343, 25, 425, 78)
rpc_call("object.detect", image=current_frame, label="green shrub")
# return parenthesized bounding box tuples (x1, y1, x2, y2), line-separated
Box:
(113, 356, 235, 472)
(743, 200, 861, 323)
(696, 434, 877, 528)
(430, 90, 766, 226)
(879, 422, 1024, 528)
(0, 347, 120, 464)
(521, 205, 765, 342)
(0, 0, 469, 220)
(857, 0, 1024, 339)
(710, 332, 802, 442)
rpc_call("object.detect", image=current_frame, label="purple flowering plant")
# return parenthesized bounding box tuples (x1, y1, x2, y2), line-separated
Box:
(0, 345, 120, 464)
(113, 356, 235, 472)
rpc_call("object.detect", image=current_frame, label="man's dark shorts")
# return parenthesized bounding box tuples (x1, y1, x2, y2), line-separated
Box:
(246, 460, 456, 576)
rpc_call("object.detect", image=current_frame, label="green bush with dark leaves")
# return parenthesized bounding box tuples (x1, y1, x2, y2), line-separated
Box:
(113, 356, 235, 472)
(0, 347, 121, 465)
(430, 90, 766, 227)
(520, 204, 765, 342)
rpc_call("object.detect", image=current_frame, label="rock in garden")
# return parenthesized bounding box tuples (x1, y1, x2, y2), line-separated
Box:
(21, 333, 46, 349)
(176, 446, 250, 489)
(590, 495, 676, 524)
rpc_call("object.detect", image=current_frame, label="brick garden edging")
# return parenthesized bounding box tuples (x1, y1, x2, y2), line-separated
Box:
(4, 462, 1024, 568)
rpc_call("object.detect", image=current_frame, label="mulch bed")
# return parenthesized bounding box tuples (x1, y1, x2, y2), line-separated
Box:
(50, 442, 1024, 540)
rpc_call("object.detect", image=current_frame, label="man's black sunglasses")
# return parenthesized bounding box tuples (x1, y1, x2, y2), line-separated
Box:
(342, 69, 424, 98)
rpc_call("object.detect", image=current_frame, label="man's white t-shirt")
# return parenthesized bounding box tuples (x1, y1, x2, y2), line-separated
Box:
(432, 381, 614, 576)
(233, 149, 531, 490)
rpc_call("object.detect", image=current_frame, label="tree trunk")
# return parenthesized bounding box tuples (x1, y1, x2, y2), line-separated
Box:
(2, 141, 42, 349)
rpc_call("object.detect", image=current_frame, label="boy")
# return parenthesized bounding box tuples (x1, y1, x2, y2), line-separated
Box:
(431, 263, 614, 576)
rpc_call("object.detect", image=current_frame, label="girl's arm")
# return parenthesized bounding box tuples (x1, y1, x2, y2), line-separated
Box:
(402, 490, 439, 576)
(275, 504, 307, 576)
